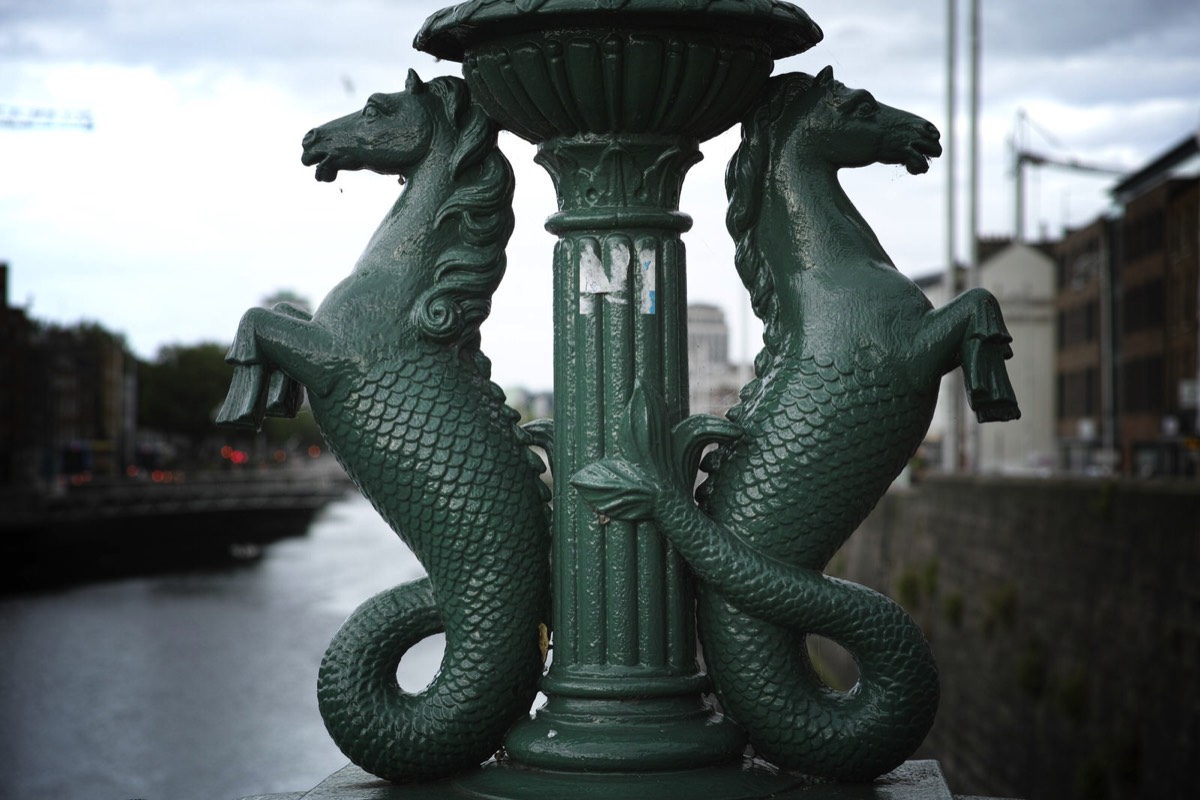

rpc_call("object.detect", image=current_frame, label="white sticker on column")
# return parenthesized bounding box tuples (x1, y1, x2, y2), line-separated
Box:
(579, 238, 631, 314)
(606, 238, 630, 307)
(579, 239, 604, 315)
(638, 245, 656, 315)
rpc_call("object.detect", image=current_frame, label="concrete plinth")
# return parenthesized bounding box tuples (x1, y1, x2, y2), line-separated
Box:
(237, 759, 1018, 800)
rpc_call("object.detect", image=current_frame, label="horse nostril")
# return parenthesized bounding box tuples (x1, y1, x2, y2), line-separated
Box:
(302, 129, 317, 146)
(926, 122, 940, 139)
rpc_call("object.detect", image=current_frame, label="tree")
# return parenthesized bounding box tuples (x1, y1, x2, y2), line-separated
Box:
(260, 289, 312, 312)
(138, 341, 326, 463)
(138, 342, 232, 450)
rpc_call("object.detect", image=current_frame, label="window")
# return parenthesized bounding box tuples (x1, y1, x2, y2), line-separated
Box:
(1123, 356, 1165, 413)
(1123, 279, 1165, 334)
(1059, 367, 1101, 419)
(1059, 301, 1101, 347)
(1124, 209, 1165, 262)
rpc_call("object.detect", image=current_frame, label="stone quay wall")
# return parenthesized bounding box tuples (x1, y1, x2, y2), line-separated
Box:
(823, 474, 1199, 800)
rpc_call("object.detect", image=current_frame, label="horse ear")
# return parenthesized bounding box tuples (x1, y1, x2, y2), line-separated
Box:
(817, 65, 834, 85)
(406, 69, 426, 94)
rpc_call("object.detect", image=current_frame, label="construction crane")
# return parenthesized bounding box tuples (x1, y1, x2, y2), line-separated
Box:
(1011, 110, 1126, 242)
(0, 105, 94, 131)
(1014, 148, 1126, 241)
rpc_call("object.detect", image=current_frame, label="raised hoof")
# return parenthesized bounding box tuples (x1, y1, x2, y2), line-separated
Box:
(264, 370, 304, 418)
(973, 400, 1021, 423)
(216, 364, 267, 430)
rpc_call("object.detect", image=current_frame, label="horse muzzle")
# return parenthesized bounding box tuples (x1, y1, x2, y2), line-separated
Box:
(902, 124, 941, 175)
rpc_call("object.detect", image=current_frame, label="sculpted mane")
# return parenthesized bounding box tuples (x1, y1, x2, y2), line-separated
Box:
(417, 76, 516, 358)
(723, 72, 814, 420)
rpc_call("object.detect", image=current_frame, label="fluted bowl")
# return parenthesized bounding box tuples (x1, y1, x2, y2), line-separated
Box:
(414, 0, 823, 143)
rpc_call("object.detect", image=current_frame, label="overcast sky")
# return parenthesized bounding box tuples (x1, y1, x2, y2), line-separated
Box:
(2, 0, 1198, 391)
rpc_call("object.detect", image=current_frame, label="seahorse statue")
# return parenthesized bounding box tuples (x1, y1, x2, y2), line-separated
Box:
(573, 67, 1020, 782)
(215, 71, 550, 783)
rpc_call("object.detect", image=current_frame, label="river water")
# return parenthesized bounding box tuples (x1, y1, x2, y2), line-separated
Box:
(0, 493, 448, 800)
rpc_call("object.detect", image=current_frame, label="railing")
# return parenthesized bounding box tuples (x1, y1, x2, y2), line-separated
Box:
(0, 465, 352, 529)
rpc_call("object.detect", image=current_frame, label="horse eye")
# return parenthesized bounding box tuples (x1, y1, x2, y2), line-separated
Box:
(363, 105, 379, 119)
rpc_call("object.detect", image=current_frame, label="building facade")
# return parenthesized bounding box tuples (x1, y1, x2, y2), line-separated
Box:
(1053, 133, 1199, 477)
(975, 242, 1058, 473)
(0, 264, 138, 488)
(1115, 173, 1198, 475)
(1, 263, 38, 485)
(1054, 217, 1119, 473)
(915, 242, 1058, 475)
(687, 303, 751, 418)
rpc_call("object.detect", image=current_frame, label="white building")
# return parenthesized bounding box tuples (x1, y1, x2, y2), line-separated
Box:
(917, 241, 1058, 474)
(688, 304, 751, 418)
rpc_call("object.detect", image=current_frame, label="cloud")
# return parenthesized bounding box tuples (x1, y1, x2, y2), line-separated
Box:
(2, 0, 1197, 391)
(1, 1, 431, 68)
(984, 0, 1200, 57)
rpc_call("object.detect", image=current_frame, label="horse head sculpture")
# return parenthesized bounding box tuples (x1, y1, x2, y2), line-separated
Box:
(574, 68, 1019, 782)
(217, 73, 550, 784)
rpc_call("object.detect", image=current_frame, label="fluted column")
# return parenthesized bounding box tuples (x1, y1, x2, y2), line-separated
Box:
(500, 135, 747, 769)
(540, 137, 697, 677)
